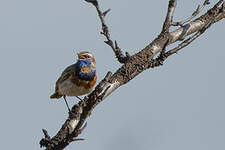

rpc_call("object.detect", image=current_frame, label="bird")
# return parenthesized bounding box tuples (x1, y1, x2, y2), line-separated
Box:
(50, 51, 97, 112)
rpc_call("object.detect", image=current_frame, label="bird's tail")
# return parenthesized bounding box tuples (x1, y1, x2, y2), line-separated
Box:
(50, 92, 62, 99)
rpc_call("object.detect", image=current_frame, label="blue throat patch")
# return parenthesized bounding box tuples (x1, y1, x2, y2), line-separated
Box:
(76, 69, 96, 81)
(76, 60, 91, 68)
(75, 60, 96, 81)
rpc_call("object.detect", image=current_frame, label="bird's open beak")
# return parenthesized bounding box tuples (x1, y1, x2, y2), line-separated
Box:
(78, 55, 86, 60)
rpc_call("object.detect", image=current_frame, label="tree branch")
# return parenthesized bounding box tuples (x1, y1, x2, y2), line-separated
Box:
(85, 0, 130, 63)
(215, 2, 225, 21)
(162, 0, 177, 32)
(172, 0, 210, 26)
(40, 0, 225, 149)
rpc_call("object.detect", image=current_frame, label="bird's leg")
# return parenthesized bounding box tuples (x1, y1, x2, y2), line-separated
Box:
(63, 95, 71, 113)
(76, 96, 83, 101)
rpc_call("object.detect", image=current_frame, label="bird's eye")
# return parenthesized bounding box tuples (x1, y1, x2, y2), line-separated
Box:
(86, 55, 91, 58)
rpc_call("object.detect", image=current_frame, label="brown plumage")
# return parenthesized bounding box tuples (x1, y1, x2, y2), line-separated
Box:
(50, 51, 97, 112)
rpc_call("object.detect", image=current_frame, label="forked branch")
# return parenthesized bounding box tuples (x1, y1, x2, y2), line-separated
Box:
(40, 0, 225, 149)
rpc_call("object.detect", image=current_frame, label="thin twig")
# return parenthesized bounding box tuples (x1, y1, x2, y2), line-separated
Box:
(85, 0, 130, 63)
(172, 0, 210, 26)
(39, 1, 224, 149)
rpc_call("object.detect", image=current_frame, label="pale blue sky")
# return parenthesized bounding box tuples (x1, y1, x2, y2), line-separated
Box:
(0, 0, 224, 150)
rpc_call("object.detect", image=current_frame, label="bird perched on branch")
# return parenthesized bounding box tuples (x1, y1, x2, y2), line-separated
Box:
(50, 51, 97, 112)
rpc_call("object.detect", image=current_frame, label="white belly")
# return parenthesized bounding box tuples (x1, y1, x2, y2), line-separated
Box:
(58, 80, 92, 96)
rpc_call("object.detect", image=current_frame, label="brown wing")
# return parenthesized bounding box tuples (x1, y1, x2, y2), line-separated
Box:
(50, 64, 77, 99)
(54, 64, 77, 92)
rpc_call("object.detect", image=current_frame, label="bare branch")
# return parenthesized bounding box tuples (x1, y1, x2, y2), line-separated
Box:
(42, 129, 51, 139)
(102, 8, 111, 17)
(71, 122, 87, 141)
(166, 18, 214, 57)
(40, 72, 114, 150)
(39, 129, 52, 148)
(169, 0, 224, 43)
(85, 0, 130, 63)
(147, 1, 223, 69)
(40, 1, 225, 149)
(146, 39, 170, 68)
(172, 0, 210, 26)
(84, 0, 98, 6)
(162, 0, 177, 32)
(215, 3, 225, 21)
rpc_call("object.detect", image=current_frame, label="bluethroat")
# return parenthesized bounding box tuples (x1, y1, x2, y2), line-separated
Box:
(50, 51, 97, 112)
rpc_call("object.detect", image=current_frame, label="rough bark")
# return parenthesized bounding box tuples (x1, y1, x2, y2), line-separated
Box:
(40, 0, 225, 149)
